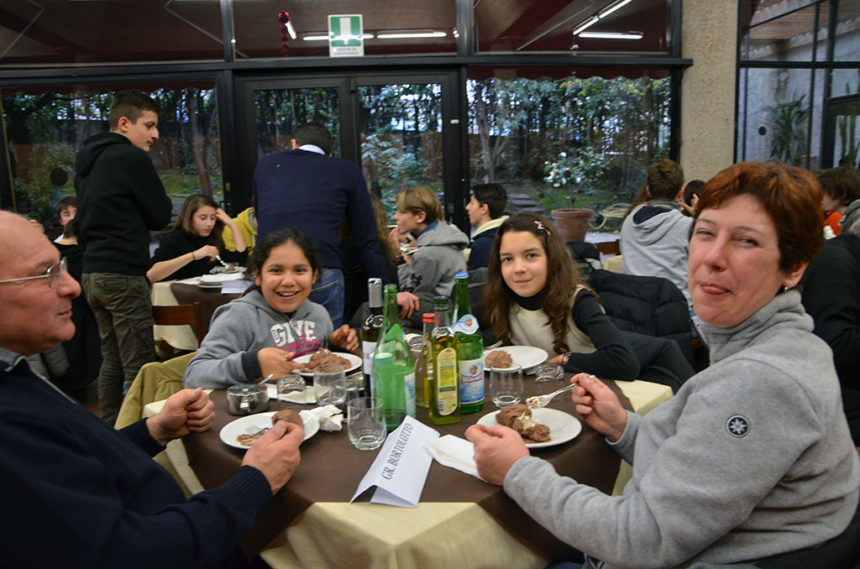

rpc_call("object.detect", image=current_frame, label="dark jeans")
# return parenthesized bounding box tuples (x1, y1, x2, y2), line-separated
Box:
(309, 267, 344, 328)
(83, 273, 155, 426)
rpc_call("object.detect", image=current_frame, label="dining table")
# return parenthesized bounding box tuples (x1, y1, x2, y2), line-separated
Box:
(151, 277, 247, 351)
(176, 375, 662, 569)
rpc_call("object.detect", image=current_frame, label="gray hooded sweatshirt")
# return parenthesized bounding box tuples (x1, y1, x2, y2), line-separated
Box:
(620, 201, 694, 308)
(504, 291, 860, 568)
(184, 290, 333, 389)
(398, 219, 468, 306)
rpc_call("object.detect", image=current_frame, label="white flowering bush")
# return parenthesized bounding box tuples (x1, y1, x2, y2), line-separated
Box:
(543, 148, 610, 189)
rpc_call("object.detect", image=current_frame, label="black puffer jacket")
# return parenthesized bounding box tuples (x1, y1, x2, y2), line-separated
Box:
(587, 269, 694, 364)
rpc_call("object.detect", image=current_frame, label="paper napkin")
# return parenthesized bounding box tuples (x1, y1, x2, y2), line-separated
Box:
(351, 416, 439, 507)
(423, 434, 483, 481)
(304, 405, 343, 432)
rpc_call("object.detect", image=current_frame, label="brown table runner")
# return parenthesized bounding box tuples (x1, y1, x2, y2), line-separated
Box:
(184, 377, 633, 560)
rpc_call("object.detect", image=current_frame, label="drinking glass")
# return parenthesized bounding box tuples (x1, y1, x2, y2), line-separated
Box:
(347, 396, 387, 450)
(313, 365, 347, 408)
(345, 371, 365, 400)
(276, 373, 307, 403)
(489, 364, 523, 407)
(533, 362, 564, 383)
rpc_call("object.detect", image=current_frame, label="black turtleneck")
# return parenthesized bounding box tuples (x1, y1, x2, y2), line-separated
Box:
(512, 288, 546, 311)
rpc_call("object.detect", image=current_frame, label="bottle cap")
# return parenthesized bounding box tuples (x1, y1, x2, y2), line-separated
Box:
(422, 313, 435, 324)
(455, 272, 468, 279)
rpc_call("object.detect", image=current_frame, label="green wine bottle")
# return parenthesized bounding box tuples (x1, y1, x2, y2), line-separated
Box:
(452, 272, 484, 413)
(360, 278, 384, 395)
(371, 284, 416, 431)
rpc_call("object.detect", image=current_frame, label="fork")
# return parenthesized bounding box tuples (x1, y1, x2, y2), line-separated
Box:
(525, 375, 593, 409)
(245, 424, 269, 436)
(215, 255, 230, 268)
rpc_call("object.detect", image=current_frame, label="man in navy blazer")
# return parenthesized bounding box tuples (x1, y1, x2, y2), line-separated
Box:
(254, 124, 389, 327)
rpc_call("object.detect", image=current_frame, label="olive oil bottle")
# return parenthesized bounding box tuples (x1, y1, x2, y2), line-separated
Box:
(429, 296, 460, 425)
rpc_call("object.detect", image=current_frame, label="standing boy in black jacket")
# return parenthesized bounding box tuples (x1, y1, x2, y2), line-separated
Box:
(75, 90, 172, 425)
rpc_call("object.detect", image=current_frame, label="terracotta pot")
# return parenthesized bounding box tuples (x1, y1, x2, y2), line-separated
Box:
(551, 208, 593, 243)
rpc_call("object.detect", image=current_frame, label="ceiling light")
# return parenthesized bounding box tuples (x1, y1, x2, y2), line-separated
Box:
(303, 32, 374, 41)
(599, 0, 633, 19)
(579, 31, 643, 40)
(376, 30, 447, 39)
(572, 16, 599, 36)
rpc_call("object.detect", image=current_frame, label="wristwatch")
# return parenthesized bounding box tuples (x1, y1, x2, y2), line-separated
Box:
(561, 352, 572, 366)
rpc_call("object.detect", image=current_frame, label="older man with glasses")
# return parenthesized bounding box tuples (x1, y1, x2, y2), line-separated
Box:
(0, 210, 305, 569)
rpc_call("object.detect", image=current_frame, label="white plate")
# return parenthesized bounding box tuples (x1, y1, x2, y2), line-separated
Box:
(483, 345, 548, 371)
(199, 272, 247, 284)
(476, 407, 581, 449)
(292, 352, 363, 378)
(219, 411, 319, 450)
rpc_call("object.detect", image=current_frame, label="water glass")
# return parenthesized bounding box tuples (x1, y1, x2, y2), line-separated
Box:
(533, 362, 564, 383)
(347, 396, 387, 451)
(489, 364, 523, 407)
(345, 371, 365, 400)
(276, 373, 307, 403)
(313, 365, 347, 408)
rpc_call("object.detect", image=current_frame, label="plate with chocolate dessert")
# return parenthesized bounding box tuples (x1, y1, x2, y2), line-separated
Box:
(483, 345, 548, 372)
(477, 405, 581, 449)
(220, 410, 319, 450)
(292, 349, 362, 378)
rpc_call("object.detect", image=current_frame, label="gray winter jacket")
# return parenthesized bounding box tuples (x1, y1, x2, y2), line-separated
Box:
(504, 291, 860, 568)
(398, 220, 468, 326)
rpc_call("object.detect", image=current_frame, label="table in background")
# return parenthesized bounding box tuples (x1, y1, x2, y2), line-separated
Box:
(175, 377, 671, 569)
(151, 281, 241, 351)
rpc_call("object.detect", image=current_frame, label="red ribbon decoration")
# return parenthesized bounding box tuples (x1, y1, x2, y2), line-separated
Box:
(278, 11, 290, 58)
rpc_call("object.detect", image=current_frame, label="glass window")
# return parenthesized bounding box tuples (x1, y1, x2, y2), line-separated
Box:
(736, 68, 818, 165)
(232, 1, 457, 59)
(252, 87, 341, 157)
(834, 0, 860, 61)
(741, 2, 828, 62)
(0, 1, 224, 65)
(2, 84, 221, 234)
(358, 83, 443, 214)
(475, 0, 668, 54)
(466, 68, 671, 232)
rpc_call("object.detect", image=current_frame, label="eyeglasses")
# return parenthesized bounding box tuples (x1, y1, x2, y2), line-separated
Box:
(0, 258, 68, 289)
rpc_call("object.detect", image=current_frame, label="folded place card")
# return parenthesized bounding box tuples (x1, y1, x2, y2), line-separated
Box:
(351, 415, 439, 508)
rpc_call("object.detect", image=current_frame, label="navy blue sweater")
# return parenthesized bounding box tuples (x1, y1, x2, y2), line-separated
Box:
(254, 149, 389, 281)
(0, 351, 273, 569)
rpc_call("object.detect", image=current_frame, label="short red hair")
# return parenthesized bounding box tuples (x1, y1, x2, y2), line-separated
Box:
(696, 161, 824, 272)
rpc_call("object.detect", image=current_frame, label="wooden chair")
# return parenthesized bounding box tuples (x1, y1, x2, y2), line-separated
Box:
(152, 302, 206, 345)
(596, 239, 621, 256)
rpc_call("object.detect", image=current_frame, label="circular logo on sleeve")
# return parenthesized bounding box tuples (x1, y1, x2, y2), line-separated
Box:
(726, 415, 750, 438)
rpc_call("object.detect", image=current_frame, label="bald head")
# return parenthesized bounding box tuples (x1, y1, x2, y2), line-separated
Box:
(0, 212, 38, 270)
(0, 210, 80, 355)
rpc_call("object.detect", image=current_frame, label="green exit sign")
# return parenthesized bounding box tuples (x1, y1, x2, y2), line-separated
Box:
(328, 14, 364, 57)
